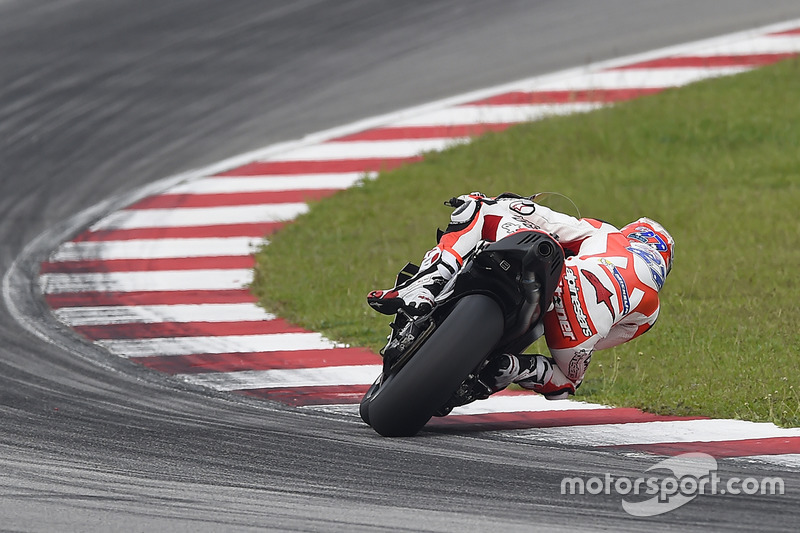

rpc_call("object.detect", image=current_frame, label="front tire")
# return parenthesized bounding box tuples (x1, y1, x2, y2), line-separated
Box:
(364, 294, 504, 437)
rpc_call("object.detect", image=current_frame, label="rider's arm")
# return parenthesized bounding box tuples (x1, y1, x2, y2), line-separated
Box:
(525, 203, 608, 255)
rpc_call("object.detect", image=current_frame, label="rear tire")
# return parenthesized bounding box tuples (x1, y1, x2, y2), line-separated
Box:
(364, 294, 504, 437)
(359, 379, 379, 426)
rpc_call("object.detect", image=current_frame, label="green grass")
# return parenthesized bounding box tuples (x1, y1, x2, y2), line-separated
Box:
(252, 58, 800, 427)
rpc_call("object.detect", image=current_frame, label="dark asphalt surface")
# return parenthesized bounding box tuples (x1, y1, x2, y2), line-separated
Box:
(2, 1, 800, 530)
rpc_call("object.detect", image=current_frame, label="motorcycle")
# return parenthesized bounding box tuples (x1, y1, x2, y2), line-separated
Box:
(359, 210, 566, 437)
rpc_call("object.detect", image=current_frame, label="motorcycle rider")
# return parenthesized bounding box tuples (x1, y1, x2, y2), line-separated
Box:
(367, 192, 674, 400)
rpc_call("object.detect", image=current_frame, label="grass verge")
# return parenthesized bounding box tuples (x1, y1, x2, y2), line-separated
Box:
(252, 58, 800, 427)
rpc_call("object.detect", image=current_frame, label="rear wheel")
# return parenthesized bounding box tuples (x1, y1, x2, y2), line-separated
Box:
(363, 294, 504, 437)
(359, 379, 379, 426)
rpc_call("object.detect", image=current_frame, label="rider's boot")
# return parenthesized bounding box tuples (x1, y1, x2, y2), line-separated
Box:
(480, 353, 576, 400)
(367, 247, 460, 316)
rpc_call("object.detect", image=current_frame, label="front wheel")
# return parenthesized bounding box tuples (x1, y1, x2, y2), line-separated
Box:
(363, 294, 504, 437)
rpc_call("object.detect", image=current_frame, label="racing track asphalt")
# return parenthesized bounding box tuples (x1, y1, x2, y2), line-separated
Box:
(2, 1, 800, 531)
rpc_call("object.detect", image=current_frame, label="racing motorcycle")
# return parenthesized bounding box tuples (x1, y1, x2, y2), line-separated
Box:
(360, 206, 565, 437)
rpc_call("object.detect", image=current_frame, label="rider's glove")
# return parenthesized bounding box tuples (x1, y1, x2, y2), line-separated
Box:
(444, 192, 486, 208)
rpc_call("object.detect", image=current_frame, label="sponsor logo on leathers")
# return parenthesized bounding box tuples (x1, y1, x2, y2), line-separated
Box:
(568, 348, 592, 382)
(564, 267, 593, 338)
(600, 258, 630, 315)
(552, 289, 577, 341)
(509, 199, 536, 216)
(581, 268, 615, 318)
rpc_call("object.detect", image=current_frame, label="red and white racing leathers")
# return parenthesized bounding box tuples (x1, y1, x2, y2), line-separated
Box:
(431, 193, 669, 397)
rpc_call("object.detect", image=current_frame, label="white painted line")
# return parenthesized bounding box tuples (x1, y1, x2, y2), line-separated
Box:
(683, 35, 800, 56)
(90, 203, 308, 230)
(50, 237, 263, 261)
(393, 103, 603, 127)
(304, 392, 612, 416)
(526, 66, 750, 92)
(39, 269, 253, 294)
(178, 364, 382, 391)
(508, 419, 800, 446)
(268, 138, 469, 162)
(448, 393, 611, 415)
(54, 303, 275, 326)
(99, 332, 343, 358)
(167, 173, 376, 195)
(393, 69, 749, 127)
